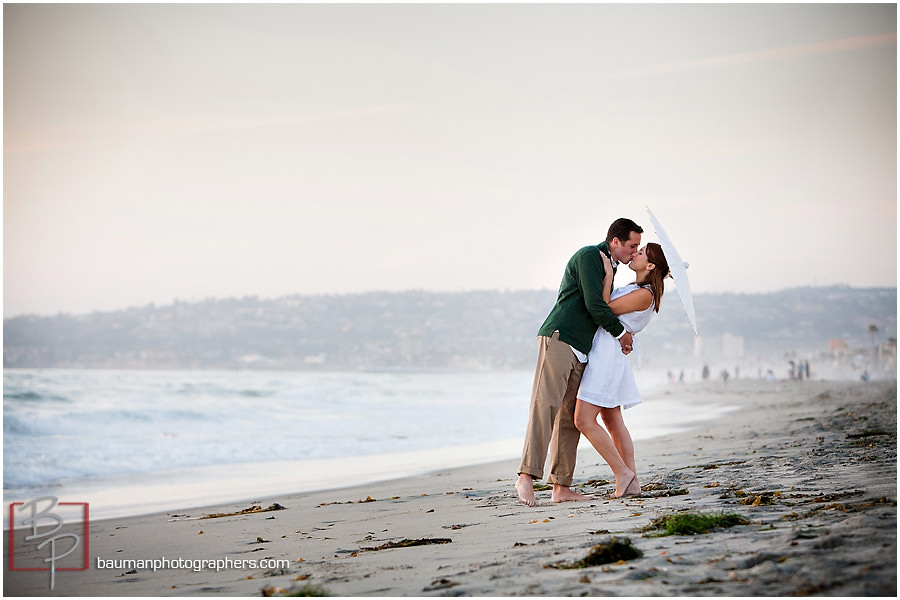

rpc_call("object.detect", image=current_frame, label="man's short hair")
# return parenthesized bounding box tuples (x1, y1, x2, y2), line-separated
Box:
(606, 218, 643, 244)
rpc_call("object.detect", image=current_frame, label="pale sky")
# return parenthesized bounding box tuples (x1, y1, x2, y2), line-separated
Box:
(4, 3, 897, 317)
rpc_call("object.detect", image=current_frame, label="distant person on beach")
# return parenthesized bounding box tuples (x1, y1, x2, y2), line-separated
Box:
(515, 218, 642, 507)
(573, 243, 670, 498)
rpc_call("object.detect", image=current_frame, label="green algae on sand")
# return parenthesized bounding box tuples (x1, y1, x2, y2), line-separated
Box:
(643, 511, 749, 536)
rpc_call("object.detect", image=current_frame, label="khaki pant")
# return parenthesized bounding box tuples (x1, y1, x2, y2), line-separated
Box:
(518, 332, 585, 486)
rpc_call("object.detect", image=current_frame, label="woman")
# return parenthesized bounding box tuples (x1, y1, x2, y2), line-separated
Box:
(574, 243, 669, 499)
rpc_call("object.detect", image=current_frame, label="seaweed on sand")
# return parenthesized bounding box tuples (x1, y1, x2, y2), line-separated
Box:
(641, 487, 689, 498)
(642, 511, 749, 536)
(547, 537, 643, 569)
(360, 537, 452, 552)
(261, 583, 329, 596)
(740, 491, 778, 506)
(202, 503, 286, 519)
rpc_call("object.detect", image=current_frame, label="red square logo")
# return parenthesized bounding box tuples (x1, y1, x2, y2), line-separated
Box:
(9, 498, 90, 575)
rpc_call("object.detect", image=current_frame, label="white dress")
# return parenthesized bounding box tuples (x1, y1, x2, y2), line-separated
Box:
(576, 283, 655, 410)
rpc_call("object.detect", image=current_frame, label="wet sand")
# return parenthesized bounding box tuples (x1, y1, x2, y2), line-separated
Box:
(4, 379, 896, 596)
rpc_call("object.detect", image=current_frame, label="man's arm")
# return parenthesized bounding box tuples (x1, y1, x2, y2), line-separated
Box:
(578, 249, 634, 353)
(577, 249, 624, 337)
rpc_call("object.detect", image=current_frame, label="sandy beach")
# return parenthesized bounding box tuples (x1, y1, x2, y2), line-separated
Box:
(4, 378, 896, 597)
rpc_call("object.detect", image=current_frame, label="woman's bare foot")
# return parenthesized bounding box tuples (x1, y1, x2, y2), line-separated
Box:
(515, 474, 536, 507)
(611, 469, 637, 499)
(625, 476, 642, 496)
(551, 484, 591, 503)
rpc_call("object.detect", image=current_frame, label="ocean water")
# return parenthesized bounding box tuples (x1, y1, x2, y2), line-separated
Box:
(4, 368, 733, 523)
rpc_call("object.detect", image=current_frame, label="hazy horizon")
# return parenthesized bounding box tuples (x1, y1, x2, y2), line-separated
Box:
(3, 281, 896, 321)
(4, 3, 897, 318)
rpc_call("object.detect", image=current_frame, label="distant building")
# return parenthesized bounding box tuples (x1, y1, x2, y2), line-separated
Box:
(303, 354, 326, 365)
(694, 333, 744, 359)
(722, 333, 745, 359)
(829, 339, 848, 355)
(876, 339, 897, 373)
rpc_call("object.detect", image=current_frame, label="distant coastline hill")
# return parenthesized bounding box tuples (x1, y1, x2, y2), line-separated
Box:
(3, 286, 896, 371)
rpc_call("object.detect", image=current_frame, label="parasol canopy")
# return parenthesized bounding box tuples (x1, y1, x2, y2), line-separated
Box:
(646, 206, 698, 336)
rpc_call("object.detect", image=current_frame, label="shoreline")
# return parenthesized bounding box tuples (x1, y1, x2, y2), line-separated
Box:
(2, 381, 736, 526)
(4, 379, 896, 596)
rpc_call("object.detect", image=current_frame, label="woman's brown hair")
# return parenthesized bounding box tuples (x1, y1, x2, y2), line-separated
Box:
(644, 243, 670, 313)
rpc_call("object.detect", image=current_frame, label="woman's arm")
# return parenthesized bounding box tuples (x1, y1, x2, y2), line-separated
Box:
(598, 252, 652, 315)
(599, 252, 613, 304)
(609, 287, 653, 315)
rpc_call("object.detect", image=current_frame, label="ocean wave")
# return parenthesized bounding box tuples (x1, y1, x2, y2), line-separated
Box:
(2, 368, 536, 490)
(3, 390, 70, 402)
(239, 389, 275, 397)
(3, 415, 35, 435)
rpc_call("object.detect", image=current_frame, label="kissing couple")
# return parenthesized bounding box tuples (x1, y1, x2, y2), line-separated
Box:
(515, 217, 670, 507)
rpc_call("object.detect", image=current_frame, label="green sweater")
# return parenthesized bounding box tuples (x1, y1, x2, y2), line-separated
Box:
(537, 242, 624, 354)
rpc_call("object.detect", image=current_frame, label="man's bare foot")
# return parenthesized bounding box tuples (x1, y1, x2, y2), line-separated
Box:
(515, 474, 536, 507)
(551, 484, 591, 503)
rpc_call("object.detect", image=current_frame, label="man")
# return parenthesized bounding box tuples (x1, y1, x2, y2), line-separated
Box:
(515, 218, 643, 506)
